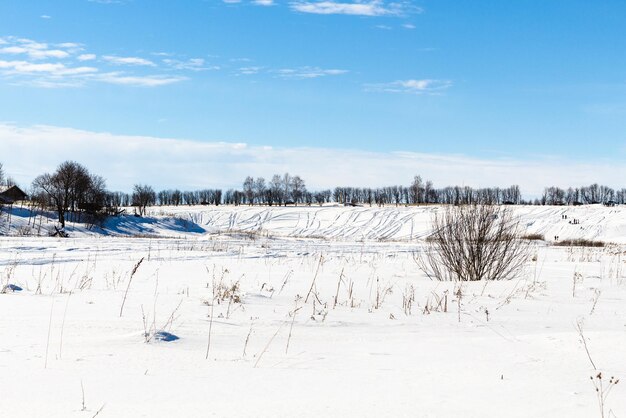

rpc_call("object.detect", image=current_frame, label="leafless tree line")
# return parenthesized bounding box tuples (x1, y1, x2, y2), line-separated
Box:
(233, 174, 522, 207)
(541, 184, 626, 205)
(2, 159, 626, 229)
(105, 188, 223, 209)
(229, 173, 308, 206)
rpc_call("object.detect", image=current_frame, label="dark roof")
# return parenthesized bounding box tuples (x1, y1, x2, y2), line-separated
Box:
(0, 185, 28, 203)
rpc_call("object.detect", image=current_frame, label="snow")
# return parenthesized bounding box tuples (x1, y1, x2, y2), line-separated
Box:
(0, 205, 625, 417)
(4, 203, 626, 243)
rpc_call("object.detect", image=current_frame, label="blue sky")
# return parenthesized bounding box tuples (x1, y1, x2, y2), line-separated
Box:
(1, 1, 626, 193)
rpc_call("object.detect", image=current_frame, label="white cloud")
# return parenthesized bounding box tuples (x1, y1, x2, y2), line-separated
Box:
(402, 23, 415, 29)
(0, 45, 70, 60)
(365, 79, 452, 94)
(98, 72, 187, 87)
(163, 58, 217, 71)
(0, 60, 63, 73)
(253, 0, 275, 5)
(41, 15, 52, 19)
(0, 36, 194, 88)
(237, 66, 263, 75)
(57, 42, 81, 49)
(102, 55, 156, 67)
(77, 53, 97, 61)
(290, 0, 422, 17)
(235, 65, 347, 78)
(55, 66, 99, 76)
(0, 60, 96, 76)
(2, 123, 624, 197)
(0, 59, 98, 87)
(276, 66, 348, 79)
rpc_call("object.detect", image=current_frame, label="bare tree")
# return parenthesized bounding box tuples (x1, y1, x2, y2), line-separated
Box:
(410, 175, 423, 204)
(0, 162, 4, 187)
(32, 161, 99, 228)
(291, 175, 306, 205)
(418, 205, 529, 281)
(254, 177, 266, 205)
(132, 184, 156, 216)
(282, 173, 292, 205)
(269, 174, 283, 206)
(243, 176, 254, 205)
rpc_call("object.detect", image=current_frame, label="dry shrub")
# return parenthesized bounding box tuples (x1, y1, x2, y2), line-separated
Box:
(214, 280, 242, 304)
(417, 205, 530, 281)
(555, 239, 605, 248)
(522, 233, 545, 241)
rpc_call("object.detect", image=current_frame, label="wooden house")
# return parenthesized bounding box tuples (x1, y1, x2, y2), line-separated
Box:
(0, 185, 28, 204)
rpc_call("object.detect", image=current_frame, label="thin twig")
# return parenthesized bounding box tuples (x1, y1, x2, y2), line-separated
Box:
(286, 301, 302, 354)
(576, 320, 597, 370)
(119, 257, 144, 317)
(305, 255, 323, 303)
(254, 323, 283, 368)
(44, 296, 55, 369)
(91, 404, 105, 418)
(58, 290, 72, 360)
(205, 300, 215, 360)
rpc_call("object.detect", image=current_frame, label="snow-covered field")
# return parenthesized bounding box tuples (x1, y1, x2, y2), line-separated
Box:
(1, 205, 625, 417)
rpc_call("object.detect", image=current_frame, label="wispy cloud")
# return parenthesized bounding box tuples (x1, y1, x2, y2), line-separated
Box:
(0, 35, 344, 89)
(0, 59, 97, 88)
(163, 58, 218, 71)
(0, 36, 189, 88)
(57, 42, 82, 49)
(275, 66, 348, 79)
(40, 15, 52, 19)
(290, 0, 422, 17)
(102, 55, 156, 66)
(236, 65, 347, 79)
(98, 72, 187, 87)
(77, 53, 97, 61)
(2, 122, 624, 196)
(365, 79, 452, 94)
(0, 60, 97, 76)
(237, 66, 264, 75)
(0, 38, 71, 60)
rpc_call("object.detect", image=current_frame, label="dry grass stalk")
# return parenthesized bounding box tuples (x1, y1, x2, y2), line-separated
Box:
(305, 254, 324, 303)
(119, 257, 144, 317)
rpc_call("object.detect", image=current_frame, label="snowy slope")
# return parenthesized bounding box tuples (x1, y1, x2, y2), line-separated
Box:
(148, 204, 626, 243)
(4, 203, 625, 242)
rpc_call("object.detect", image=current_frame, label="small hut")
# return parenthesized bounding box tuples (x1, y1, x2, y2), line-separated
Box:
(0, 185, 28, 204)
